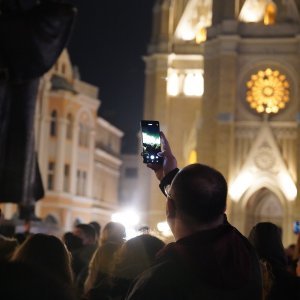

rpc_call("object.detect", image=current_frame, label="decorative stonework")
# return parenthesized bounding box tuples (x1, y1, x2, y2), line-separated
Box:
(254, 146, 276, 171)
(246, 68, 290, 114)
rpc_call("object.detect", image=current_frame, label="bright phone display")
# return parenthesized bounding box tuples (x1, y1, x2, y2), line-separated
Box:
(141, 120, 163, 164)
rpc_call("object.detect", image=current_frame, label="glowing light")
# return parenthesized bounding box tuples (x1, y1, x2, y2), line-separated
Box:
(264, 1, 277, 25)
(183, 72, 204, 97)
(246, 68, 290, 114)
(167, 72, 180, 96)
(239, 0, 267, 23)
(178, 24, 195, 41)
(195, 27, 207, 44)
(277, 172, 297, 201)
(229, 171, 254, 201)
(111, 209, 140, 239)
(188, 150, 197, 164)
(157, 221, 172, 237)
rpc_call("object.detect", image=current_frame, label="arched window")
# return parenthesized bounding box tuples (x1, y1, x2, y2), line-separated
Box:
(50, 110, 57, 137)
(183, 72, 204, 97)
(66, 113, 73, 139)
(78, 122, 89, 147)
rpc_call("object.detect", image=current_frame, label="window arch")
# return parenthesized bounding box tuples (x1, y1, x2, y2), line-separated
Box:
(66, 113, 73, 139)
(50, 110, 57, 137)
(78, 122, 89, 147)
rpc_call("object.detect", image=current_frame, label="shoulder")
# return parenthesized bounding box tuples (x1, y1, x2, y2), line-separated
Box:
(125, 260, 184, 300)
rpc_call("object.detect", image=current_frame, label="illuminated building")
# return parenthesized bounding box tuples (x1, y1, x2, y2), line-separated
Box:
(142, 0, 300, 245)
(0, 50, 123, 233)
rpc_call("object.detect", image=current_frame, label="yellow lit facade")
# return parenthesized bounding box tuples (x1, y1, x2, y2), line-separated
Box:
(0, 50, 123, 234)
(142, 0, 300, 246)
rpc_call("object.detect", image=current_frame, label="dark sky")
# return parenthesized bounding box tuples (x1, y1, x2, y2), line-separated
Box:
(68, 1, 156, 153)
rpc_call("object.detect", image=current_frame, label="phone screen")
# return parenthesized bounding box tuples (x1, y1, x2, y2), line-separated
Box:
(141, 120, 163, 164)
(294, 221, 300, 234)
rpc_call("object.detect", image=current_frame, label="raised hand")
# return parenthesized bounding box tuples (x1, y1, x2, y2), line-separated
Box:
(147, 131, 177, 181)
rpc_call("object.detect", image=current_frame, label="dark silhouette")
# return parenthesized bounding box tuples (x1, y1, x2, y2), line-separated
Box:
(100, 222, 126, 247)
(125, 132, 262, 300)
(85, 234, 165, 300)
(11, 233, 73, 286)
(249, 222, 300, 299)
(0, 0, 76, 220)
(0, 261, 76, 300)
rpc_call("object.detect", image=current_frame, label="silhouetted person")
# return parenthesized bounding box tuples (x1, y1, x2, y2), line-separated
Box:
(249, 222, 300, 299)
(11, 233, 73, 286)
(100, 222, 126, 247)
(86, 234, 165, 300)
(72, 224, 97, 293)
(89, 221, 101, 241)
(125, 132, 262, 300)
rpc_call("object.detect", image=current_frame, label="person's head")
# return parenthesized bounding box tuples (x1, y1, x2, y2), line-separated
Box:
(248, 222, 287, 269)
(100, 222, 126, 246)
(166, 164, 227, 234)
(84, 242, 120, 292)
(73, 224, 96, 246)
(11, 233, 73, 285)
(62, 232, 83, 253)
(89, 221, 101, 239)
(113, 234, 165, 280)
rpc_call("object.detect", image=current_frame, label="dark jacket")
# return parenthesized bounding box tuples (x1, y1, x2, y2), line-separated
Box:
(126, 168, 262, 300)
(126, 222, 262, 300)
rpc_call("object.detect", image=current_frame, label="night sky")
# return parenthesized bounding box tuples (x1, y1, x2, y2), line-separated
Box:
(68, 1, 156, 153)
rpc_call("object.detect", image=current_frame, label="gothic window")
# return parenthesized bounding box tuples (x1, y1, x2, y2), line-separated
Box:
(50, 110, 57, 137)
(246, 68, 290, 114)
(79, 123, 89, 147)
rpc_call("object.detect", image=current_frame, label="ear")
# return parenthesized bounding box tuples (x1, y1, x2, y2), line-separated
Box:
(166, 198, 176, 219)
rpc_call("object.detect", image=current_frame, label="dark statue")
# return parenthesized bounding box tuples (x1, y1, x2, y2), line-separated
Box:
(0, 0, 76, 219)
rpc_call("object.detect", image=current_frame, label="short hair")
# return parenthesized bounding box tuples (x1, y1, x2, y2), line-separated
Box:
(75, 224, 96, 241)
(170, 163, 227, 223)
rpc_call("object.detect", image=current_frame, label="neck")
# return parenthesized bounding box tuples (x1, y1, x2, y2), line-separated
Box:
(171, 214, 225, 241)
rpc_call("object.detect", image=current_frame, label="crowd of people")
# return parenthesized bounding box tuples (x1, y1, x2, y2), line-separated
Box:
(1, 133, 300, 300)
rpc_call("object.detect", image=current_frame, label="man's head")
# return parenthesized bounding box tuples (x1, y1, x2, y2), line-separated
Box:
(73, 224, 96, 246)
(167, 164, 227, 228)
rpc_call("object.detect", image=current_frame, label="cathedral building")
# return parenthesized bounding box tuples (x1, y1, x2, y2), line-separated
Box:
(143, 0, 300, 244)
(1, 50, 123, 233)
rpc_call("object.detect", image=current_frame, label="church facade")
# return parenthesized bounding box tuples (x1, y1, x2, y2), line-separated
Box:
(143, 0, 300, 244)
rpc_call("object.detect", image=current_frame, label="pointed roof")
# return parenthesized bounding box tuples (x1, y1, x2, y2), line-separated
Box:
(229, 122, 297, 202)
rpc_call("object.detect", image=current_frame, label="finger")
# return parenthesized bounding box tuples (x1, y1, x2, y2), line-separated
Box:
(160, 131, 172, 153)
(147, 163, 161, 171)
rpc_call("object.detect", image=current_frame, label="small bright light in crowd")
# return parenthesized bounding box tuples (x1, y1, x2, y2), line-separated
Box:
(167, 72, 180, 96)
(111, 209, 140, 239)
(157, 221, 172, 237)
(277, 172, 297, 201)
(229, 171, 254, 201)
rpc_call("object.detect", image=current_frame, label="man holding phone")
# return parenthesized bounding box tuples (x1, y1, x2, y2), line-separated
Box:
(126, 132, 262, 300)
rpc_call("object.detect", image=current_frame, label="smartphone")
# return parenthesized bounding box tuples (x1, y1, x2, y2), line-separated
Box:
(140, 120, 163, 164)
(293, 221, 300, 234)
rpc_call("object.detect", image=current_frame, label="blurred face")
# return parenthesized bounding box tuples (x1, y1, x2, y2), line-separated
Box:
(73, 228, 90, 245)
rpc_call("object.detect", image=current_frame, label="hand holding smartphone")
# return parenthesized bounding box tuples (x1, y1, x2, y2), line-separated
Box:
(140, 120, 163, 164)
